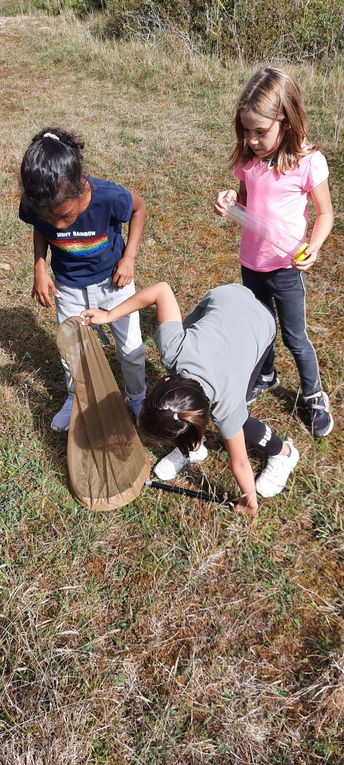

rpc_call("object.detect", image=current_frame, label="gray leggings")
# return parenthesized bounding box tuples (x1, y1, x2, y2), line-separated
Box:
(55, 277, 146, 404)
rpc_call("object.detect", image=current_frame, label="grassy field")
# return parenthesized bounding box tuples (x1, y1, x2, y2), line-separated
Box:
(0, 10, 343, 765)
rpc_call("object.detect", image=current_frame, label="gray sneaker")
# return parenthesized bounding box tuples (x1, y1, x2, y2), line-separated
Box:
(247, 370, 280, 404)
(303, 391, 334, 438)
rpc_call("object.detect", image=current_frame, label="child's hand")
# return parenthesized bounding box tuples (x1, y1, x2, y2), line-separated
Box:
(214, 189, 238, 218)
(236, 495, 258, 517)
(292, 244, 318, 271)
(80, 308, 110, 325)
(32, 271, 58, 308)
(112, 253, 135, 288)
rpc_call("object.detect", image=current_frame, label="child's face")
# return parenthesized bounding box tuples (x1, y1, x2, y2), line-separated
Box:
(40, 182, 91, 229)
(41, 197, 83, 229)
(240, 109, 287, 158)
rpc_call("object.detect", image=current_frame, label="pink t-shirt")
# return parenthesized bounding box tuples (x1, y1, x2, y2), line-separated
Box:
(234, 151, 328, 272)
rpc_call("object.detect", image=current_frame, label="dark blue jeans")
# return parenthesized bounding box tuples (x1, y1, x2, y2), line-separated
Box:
(241, 266, 322, 397)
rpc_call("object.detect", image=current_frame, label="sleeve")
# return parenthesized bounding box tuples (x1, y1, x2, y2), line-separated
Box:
(212, 400, 248, 440)
(154, 321, 186, 369)
(302, 151, 329, 192)
(233, 164, 245, 182)
(110, 184, 133, 223)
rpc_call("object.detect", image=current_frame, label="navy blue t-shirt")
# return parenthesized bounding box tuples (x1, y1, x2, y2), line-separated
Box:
(19, 176, 133, 287)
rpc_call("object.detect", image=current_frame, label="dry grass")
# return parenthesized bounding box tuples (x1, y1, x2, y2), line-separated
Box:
(0, 12, 344, 765)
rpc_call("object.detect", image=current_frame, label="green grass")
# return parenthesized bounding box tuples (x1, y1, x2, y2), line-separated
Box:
(0, 11, 343, 765)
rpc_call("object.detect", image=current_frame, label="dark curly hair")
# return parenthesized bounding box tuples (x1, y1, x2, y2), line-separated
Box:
(20, 127, 85, 216)
(139, 374, 210, 455)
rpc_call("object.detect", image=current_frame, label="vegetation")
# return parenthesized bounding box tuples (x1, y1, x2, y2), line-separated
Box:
(0, 8, 343, 765)
(6, 0, 344, 60)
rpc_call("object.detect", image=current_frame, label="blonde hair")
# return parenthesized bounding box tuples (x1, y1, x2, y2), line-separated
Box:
(229, 67, 318, 174)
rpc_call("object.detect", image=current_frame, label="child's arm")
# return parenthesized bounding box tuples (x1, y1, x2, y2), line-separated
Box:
(81, 281, 181, 326)
(214, 181, 247, 217)
(224, 430, 258, 516)
(32, 229, 58, 308)
(293, 179, 333, 271)
(112, 192, 146, 288)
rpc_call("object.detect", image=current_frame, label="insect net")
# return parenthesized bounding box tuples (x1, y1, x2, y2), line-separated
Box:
(57, 316, 150, 510)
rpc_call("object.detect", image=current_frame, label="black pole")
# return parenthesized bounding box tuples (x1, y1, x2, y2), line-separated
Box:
(145, 479, 235, 507)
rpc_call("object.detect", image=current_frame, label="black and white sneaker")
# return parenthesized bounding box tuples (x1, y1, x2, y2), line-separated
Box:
(303, 391, 334, 438)
(247, 370, 280, 404)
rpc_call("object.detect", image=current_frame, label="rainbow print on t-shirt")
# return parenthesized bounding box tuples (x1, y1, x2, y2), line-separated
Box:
(48, 233, 109, 258)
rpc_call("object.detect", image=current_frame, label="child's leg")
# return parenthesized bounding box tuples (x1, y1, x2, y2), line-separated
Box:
(243, 416, 283, 455)
(271, 269, 322, 396)
(54, 278, 146, 426)
(98, 279, 146, 416)
(51, 281, 89, 430)
(272, 269, 333, 437)
(241, 266, 276, 376)
(246, 340, 276, 403)
(243, 416, 299, 497)
(55, 281, 88, 396)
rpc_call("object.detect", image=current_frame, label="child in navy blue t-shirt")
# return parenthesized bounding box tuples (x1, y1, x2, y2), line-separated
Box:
(19, 127, 146, 430)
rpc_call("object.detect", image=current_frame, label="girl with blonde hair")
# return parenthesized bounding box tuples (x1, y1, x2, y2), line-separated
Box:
(215, 66, 334, 437)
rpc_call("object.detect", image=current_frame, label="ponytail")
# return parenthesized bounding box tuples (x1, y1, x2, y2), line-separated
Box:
(20, 126, 85, 215)
(139, 375, 210, 454)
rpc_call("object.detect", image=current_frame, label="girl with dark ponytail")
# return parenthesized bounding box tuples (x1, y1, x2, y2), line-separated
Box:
(19, 127, 146, 430)
(81, 281, 300, 515)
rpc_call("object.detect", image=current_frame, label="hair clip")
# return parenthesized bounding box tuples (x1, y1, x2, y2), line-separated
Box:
(173, 412, 179, 421)
(43, 132, 60, 141)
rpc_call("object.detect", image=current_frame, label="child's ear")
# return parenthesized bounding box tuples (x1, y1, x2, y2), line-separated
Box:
(282, 120, 291, 131)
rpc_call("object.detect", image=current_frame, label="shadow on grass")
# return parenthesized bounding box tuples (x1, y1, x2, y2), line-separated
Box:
(272, 383, 299, 414)
(0, 306, 302, 503)
(0, 306, 63, 419)
(0, 305, 162, 478)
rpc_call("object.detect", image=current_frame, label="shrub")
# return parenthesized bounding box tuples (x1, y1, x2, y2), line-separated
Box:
(23, 0, 344, 60)
(30, 0, 104, 16)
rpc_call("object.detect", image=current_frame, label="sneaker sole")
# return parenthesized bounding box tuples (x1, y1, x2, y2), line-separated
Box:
(312, 413, 334, 438)
(267, 378, 280, 391)
(153, 466, 182, 480)
(287, 449, 300, 472)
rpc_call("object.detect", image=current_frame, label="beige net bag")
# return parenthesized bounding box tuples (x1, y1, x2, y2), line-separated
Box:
(57, 316, 151, 511)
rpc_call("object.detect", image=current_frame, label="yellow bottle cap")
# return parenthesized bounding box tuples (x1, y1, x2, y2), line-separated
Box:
(294, 242, 309, 263)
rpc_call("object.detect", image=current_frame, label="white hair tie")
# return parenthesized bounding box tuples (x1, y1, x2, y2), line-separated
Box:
(173, 412, 179, 421)
(43, 132, 60, 141)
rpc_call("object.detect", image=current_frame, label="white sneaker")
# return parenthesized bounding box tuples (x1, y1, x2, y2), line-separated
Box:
(255, 440, 299, 498)
(154, 442, 208, 481)
(51, 396, 74, 431)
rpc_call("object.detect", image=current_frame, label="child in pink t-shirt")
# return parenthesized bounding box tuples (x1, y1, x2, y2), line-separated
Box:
(215, 66, 334, 438)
